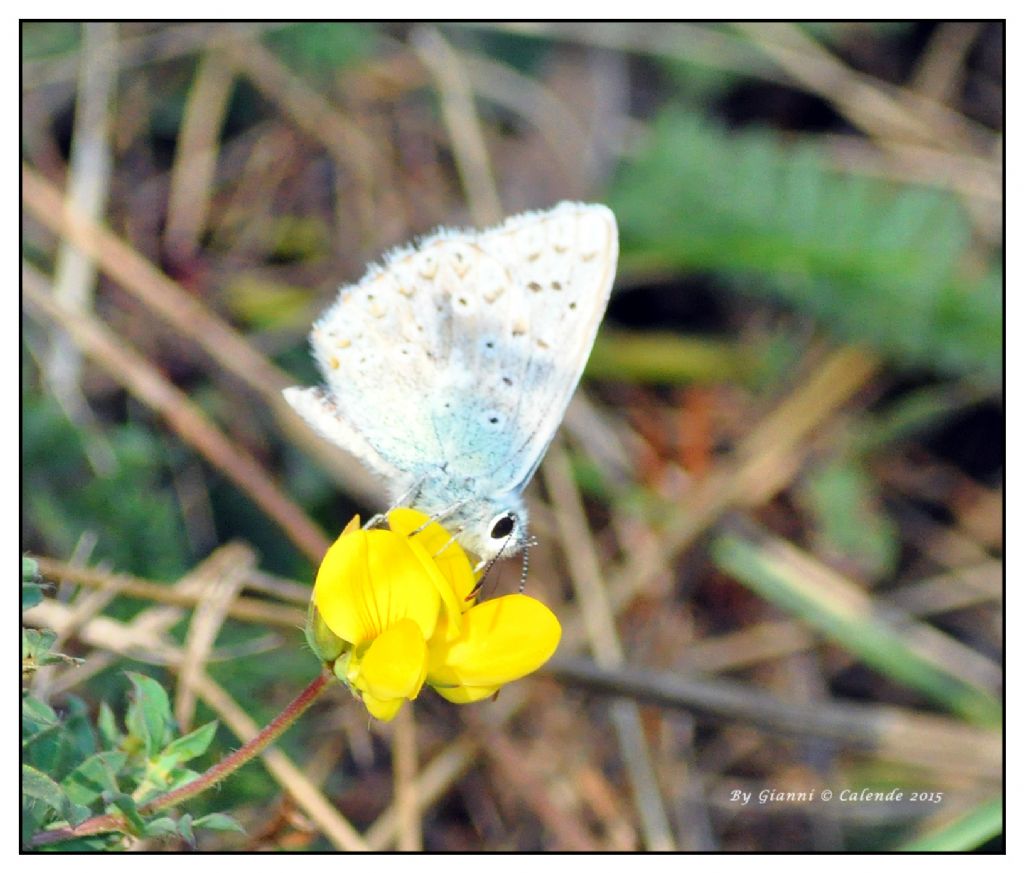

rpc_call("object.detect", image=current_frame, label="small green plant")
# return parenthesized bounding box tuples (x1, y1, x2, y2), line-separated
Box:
(22, 559, 243, 850)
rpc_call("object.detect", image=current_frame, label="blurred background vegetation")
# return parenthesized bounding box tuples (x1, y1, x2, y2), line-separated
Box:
(22, 22, 1002, 852)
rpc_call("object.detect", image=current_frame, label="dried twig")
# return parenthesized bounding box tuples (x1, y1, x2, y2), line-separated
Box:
(606, 346, 880, 607)
(44, 23, 119, 473)
(22, 22, 284, 90)
(31, 556, 307, 629)
(467, 717, 598, 850)
(545, 657, 1001, 781)
(461, 52, 596, 196)
(543, 445, 676, 851)
(909, 22, 985, 105)
(410, 27, 503, 226)
(23, 264, 331, 564)
(21, 164, 379, 502)
(216, 37, 378, 245)
(163, 50, 236, 264)
(730, 23, 994, 158)
(391, 705, 422, 851)
(175, 549, 252, 731)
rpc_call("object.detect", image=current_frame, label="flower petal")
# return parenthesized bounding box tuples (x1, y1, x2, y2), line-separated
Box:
(432, 684, 501, 704)
(427, 594, 561, 689)
(388, 508, 476, 640)
(361, 693, 405, 722)
(357, 618, 428, 701)
(388, 508, 478, 605)
(314, 528, 441, 646)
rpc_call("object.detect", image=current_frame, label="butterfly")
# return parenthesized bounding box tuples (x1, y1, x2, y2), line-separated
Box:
(284, 201, 618, 565)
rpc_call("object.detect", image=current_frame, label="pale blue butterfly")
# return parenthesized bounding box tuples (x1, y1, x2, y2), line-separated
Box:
(284, 202, 618, 565)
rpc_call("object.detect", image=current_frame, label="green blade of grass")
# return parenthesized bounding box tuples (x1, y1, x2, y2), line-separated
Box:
(586, 329, 754, 384)
(711, 526, 1002, 727)
(899, 796, 1002, 851)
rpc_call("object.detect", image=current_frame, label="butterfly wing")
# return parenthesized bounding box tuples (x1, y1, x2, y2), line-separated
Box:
(471, 202, 618, 494)
(282, 384, 403, 485)
(284, 202, 617, 507)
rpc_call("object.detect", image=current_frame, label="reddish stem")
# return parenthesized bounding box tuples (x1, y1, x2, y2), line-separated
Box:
(30, 671, 333, 848)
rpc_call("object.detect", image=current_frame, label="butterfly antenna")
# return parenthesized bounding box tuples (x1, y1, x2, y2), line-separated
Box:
(519, 536, 538, 593)
(467, 535, 511, 601)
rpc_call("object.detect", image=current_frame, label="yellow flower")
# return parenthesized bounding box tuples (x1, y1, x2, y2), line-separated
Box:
(308, 510, 561, 721)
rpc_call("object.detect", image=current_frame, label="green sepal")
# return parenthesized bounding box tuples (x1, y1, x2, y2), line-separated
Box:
(306, 602, 347, 664)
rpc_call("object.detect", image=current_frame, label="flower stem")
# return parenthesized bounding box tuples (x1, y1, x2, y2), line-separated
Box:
(30, 671, 333, 848)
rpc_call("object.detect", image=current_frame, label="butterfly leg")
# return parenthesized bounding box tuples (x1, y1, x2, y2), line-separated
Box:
(362, 476, 429, 530)
(431, 529, 464, 558)
(407, 498, 470, 537)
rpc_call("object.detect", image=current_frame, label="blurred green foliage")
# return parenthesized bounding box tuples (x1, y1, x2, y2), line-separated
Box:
(263, 23, 377, 81)
(610, 112, 1002, 387)
(22, 391, 192, 581)
(587, 329, 754, 384)
(798, 457, 899, 581)
(20, 22, 80, 60)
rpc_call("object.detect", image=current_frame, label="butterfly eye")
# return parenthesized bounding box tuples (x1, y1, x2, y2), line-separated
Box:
(489, 514, 516, 540)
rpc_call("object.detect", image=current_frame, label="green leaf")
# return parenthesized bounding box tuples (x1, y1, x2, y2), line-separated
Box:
(22, 583, 44, 611)
(39, 833, 120, 852)
(165, 767, 200, 793)
(125, 672, 174, 758)
(160, 721, 218, 766)
(22, 627, 57, 661)
(22, 555, 39, 582)
(62, 694, 98, 758)
(23, 800, 49, 845)
(22, 394, 194, 581)
(23, 712, 78, 781)
(134, 763, 199, 805)
(143, 816, 180, 838)
(22, 628, 82, 669)
(22, 695, 59, 733)
(66, 801, 93, 826)
(62, 751, 127, 806)
(853, 382, 986, 452)
(176, 813, 195, 848)
(21, 22, 81, 60)
(265, 22, 376, 81)
(97, 702, 122, 750)
(193, 812, 246, 835)
(22, 764, 68, 815)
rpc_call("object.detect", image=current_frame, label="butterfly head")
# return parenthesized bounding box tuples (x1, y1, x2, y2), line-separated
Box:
(445, 496, 529, 569)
